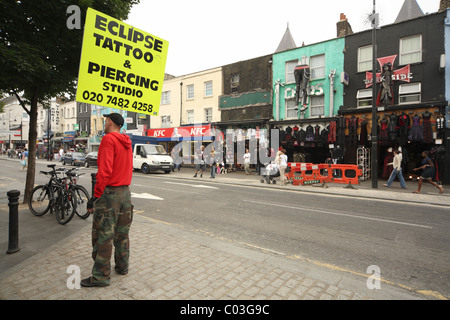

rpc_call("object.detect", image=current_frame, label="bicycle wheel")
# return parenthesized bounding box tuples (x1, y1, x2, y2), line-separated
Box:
(55, 188, 77, 225)
(29, 185, 51, 216)
(73, 185, 90, 219)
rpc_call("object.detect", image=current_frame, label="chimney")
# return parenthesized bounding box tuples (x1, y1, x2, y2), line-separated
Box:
(440, 0, 450, 11)
(337, 13, 353, 38)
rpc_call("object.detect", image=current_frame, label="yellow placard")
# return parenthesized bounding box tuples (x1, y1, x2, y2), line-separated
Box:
(76, 8, 168, 116)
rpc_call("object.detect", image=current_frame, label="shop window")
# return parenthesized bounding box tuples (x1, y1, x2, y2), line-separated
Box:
(187, 84, 194, 100)
(310, 95, 324, 117)
(357, 89, 373, 108)
(310, 54, 325, 80)
(358, 45, 372, 72)
(400, 35, 422, 65)
(399, 83, 421, 104)
(285, 60, 298, 83)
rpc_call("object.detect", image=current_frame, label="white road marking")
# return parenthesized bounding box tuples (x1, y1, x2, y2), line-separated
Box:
(131, 192, 164, 200)
(244, 200, 433, 229)
(164, 181, 218, 189)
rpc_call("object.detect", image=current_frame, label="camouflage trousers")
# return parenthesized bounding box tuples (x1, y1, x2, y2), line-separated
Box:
(91, 185, 133, 286)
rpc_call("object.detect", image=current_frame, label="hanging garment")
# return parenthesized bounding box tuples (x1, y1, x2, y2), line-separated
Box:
(397, 113, 410, 146)
(422, 112, 433, 144)
(337, 116, 346, 147)
(305, 125, 314, 142)
(296, 128, 307, 142)
(379, 119, 389, 142)
(328, 121, 337, 143)
(347, 116, 358, 145)
(408, 116, 424, 142)
(359, 120, 368, 147)
(314, 125, 321, 141)
(436, 115, 445, 139)
(320, 128, 329, 145)
(388, 114, 398, 141)
(383, 150, 394, 179)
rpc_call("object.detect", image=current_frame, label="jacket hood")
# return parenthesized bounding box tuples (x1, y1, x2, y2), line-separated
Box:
(109, 132, 132, 150)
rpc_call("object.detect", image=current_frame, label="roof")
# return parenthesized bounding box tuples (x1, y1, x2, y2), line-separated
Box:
(275, 24, 297, 53)
(394, 0, 424, 23)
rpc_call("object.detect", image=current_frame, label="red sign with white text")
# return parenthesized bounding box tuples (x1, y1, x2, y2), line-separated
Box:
(147, 124, 212, 139)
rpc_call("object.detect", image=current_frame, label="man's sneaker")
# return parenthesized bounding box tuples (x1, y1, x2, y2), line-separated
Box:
(115, 267, 128, 275)
(80, 277, 109, 287)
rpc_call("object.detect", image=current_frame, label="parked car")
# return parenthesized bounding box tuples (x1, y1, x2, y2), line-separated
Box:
(84, 152, 98, 168)
(61, 152, 86, 166)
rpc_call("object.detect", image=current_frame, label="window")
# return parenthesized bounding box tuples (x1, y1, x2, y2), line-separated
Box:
(310, 95, 324, 117)
(399, 83, 421, 104)
(187, 85, 194, 100)
(310, 54, 325, 79)
(231, 73, 239, 93)
(400, 35, 422, 65)
(161, 116, 171, 128)
(357, 89, 373, 108)
(161, 91, 171, 105)
(285, 60, 298, 83)
(204, 81, 213, 97)
(186, 110, 194, 124)
(204, 108, 212, 122)
(358, 45, 373, 72)
(285, 98, 298, 119)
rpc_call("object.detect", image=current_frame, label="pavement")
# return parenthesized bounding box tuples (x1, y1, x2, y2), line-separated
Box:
(0, 155, 449, 302)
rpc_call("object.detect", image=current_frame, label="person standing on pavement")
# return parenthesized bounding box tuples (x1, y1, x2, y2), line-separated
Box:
(383, 150, 407, 189)
(209, 147, 216, 179)
(243, 148, 251, 175)
(412, 151, 444, 194)
(81, 113, 134, 288)
(277, 148, 288, 185)
(193, 145, 205, 178)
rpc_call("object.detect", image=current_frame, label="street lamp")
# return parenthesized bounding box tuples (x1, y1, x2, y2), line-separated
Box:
(370, 0, 379, 189)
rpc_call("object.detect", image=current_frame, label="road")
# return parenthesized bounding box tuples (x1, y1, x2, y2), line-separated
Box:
(128, 170, 450, 298)
(1, 159, 449, 298)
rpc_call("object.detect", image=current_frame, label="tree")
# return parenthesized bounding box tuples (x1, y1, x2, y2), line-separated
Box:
(0, 0, 140, 203)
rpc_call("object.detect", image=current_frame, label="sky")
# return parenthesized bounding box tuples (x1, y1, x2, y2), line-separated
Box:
(125, 0, 442, 77)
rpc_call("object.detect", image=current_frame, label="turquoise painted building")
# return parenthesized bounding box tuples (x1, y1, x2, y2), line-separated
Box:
(272, 37, 345, 121)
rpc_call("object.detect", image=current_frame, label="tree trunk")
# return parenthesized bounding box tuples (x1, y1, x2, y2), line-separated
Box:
(23, 92, 39, 205)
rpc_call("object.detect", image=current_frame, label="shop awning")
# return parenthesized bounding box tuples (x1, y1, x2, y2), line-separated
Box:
(147, 124, 215, 141)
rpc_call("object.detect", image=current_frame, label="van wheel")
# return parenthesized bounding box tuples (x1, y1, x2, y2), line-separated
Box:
(141, 164, 150, 174)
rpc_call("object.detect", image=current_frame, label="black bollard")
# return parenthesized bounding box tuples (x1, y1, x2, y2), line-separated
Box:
(7, 190, 20, 254)
(91, 173, 97, 197)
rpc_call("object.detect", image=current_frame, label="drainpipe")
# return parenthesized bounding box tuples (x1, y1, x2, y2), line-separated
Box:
(329, 69, 336, 117)
(179, 82, 183, 126)
(274, 79, 284, 121)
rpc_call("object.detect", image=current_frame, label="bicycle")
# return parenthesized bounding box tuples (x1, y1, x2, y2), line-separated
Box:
(63, 167, 90, 219)
(28, 164, 77, 225)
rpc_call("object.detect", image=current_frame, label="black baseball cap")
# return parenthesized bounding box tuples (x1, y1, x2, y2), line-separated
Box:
(103, 113, 124, 128)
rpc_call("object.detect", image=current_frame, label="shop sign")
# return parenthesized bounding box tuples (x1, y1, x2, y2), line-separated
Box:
(364, 55, 413, 88)
(76, 8, 169, 116)
(148, 124, 211, 139)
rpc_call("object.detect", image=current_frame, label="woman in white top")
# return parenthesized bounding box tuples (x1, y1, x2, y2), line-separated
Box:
(383, 150, 407, 189)
(277, 148, 288, 184)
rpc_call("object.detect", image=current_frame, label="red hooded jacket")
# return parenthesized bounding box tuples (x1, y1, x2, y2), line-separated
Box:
(94, 132, 133, 198)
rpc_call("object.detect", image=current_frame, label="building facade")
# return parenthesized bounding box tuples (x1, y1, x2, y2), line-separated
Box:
(342, 10, 448, 184)
(271, 37, 346, 164)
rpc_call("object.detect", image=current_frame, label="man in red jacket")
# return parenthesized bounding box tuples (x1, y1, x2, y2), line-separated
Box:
(81, 113, 133, 287)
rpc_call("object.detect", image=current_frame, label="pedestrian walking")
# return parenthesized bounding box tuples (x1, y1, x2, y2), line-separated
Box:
(193, 145, 205, 178)
(81, 113, 133, 288)
(412, 151, 444, 194)
(383, 150, 407, 189)
(209, 147, 216, 179)
(244, 148, 251, 175)
(20, 148, 28, 171)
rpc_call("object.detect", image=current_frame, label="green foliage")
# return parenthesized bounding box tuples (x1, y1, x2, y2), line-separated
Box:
(0, 0, 140, 102)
